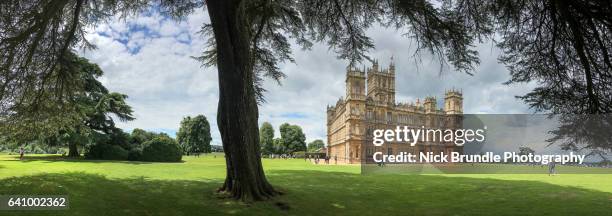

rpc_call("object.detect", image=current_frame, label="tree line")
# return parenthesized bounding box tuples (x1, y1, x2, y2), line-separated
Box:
(259, 122, 325, 155)
(0, 52, 216, 161)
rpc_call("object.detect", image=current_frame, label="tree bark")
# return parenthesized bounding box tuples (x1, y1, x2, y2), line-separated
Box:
(206, 0, 278, 201)
(68, 142, 79, 157)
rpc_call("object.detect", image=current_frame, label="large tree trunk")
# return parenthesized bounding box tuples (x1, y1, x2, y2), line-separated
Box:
(207, 0, 278, 201)
(68, 142, 79, 157)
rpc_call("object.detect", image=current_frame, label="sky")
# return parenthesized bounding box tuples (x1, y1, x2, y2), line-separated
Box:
(79, 9, 536, 146)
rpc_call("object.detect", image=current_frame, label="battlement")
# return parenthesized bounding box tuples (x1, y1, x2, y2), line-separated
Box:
(366, 58, 395, 75)
(346, 64, 366, 78)
(445, 88, 463, 98)
(347, 71, 365, 77)
(444, 88, 463, 114)
(424, 96, 436, 103)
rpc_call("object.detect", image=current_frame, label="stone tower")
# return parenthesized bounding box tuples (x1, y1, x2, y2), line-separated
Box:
(366, 58, 395, 105)
(423, 96, 437, 113)
(345, 64, 366, 134)
(346, 64, 366, 101)
(444, 89, 463, 114)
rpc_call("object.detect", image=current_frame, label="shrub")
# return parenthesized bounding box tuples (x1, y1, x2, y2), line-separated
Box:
(127, 148, 143, 161)
(85, 143, 104, 159)
(140, 137, 182, 162)
(32, 146, 46, 154)
(110, 131, 132, 151)
(103, 145, 128, 160)
(85, 143, 128, 160)
(130, 128, 156, 146)
(56, 148, 67, 155)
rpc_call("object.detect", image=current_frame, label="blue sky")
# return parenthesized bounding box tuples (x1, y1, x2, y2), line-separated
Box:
(80, 9, 535, 145)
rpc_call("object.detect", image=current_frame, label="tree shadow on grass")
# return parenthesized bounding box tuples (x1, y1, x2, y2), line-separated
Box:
(0, 171, 611, 216)
(266, 170, 612, 216)
(4, 155, 186, 165)
(0, 172, 262, 216)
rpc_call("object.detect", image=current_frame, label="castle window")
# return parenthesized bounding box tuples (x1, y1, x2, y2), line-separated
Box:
(352, 81, 363, 94)
(351, 107, 360, 115)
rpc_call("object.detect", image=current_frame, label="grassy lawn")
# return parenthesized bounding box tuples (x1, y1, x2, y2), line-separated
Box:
(0, 154, 611, 215)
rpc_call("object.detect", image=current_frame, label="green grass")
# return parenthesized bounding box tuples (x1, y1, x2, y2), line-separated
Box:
(1, 154, 611, 215)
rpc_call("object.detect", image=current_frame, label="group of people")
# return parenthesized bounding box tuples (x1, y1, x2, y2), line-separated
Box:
(263, 154, 340, 165)
(307, 155, 337, 165)
(265, 154, 296, 159)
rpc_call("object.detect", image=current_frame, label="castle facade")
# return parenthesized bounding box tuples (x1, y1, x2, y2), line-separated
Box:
(326, 58, 464, 164)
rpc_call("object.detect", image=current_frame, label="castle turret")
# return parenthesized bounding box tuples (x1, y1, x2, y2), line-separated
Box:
(444, 89, 463, 114)
(346, 64, 366, 101)
(366, 58, 395, 105)
(423, 96, 437, 113)
(326, 105, 334, 122)
(372, 59, 379, 72)
(389, 55, 395, 74)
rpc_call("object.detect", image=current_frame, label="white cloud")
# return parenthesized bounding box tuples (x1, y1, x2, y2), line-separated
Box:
(81, 10, 535, 146)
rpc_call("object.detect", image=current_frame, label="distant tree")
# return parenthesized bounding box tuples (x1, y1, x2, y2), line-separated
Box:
(6, 52, 135, 157)
(211, 145, 224, 152)
(130, 128, 156, 146)
(307, 139, 325, 153)
(177, 115, 212, 155)
(67, 54, 134, 157)
(156, 132, 172, 139)
(518, 147, 535, 156)
(129, 129, 173, 147)
(279, 123, 306, 154)
(272, 138, 284, 154)
(71, 92, 134, 157)
(259, 122, 275, 155)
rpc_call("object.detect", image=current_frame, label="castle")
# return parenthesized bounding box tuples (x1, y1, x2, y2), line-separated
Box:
(326, 58, 464, 164)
